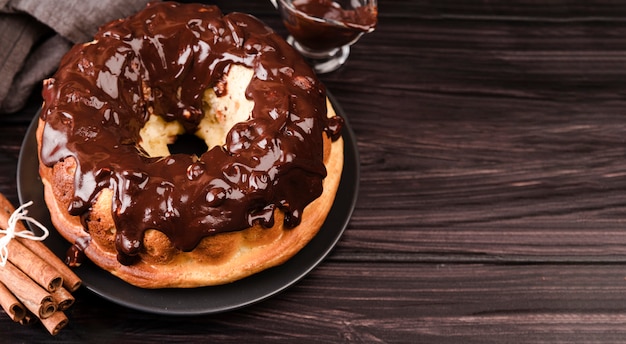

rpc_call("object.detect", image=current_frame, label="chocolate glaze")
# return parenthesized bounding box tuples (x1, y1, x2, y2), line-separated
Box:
(40, 2, 343, 265)
(282, 0, 377, 51)
(66, 236, 91, 267)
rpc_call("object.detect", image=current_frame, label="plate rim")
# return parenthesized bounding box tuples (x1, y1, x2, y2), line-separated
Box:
(17, 93, 359, 315)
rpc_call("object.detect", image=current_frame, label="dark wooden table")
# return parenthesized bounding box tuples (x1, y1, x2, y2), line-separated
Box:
(2, 0, 626, 342)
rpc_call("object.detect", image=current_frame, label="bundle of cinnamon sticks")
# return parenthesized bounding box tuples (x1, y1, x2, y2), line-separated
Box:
(0, 193, 81, 335)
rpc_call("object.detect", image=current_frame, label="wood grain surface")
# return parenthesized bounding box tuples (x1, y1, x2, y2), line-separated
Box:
(2, 0, 626, 342)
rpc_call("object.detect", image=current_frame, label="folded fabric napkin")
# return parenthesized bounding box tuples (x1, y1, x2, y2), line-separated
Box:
(0, 0, 152, 114)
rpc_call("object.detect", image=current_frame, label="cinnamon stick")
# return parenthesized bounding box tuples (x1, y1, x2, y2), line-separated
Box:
(0, 281, 25, 322)
(51, 287, 74, 311)
(5, 240, 63, 292)
(0, 260, 56, 319)
(40, 310, 68, 336)
(18, 238, 82, 292)
(0, 194, 81, 292)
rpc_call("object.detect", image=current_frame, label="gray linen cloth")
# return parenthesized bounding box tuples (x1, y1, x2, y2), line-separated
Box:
(0, 0, 152, 113)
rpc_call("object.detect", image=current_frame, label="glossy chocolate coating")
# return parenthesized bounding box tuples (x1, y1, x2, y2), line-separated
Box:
(39, 2, 343, 265)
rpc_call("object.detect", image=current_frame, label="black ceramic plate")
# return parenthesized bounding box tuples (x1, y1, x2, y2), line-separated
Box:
(16, 94, 359, 315)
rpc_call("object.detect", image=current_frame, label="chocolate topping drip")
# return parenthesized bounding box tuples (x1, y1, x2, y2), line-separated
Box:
(40, 2, 343, 265)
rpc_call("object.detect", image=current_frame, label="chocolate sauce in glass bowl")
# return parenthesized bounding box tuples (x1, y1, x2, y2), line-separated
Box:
(281, 0, 377, 52)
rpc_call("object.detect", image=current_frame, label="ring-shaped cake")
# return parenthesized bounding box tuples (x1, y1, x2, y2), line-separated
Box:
(37, 2, 344, 288)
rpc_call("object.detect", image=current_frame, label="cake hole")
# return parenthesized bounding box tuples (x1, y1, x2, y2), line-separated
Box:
(138, 64, 255, 158)
(167, 133, 209, 157)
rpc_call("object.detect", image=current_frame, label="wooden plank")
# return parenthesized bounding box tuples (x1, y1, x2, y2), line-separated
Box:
(2, 262, 625, 342)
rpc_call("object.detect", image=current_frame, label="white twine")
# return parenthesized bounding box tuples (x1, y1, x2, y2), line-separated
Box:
(0, 201, 49, 267)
